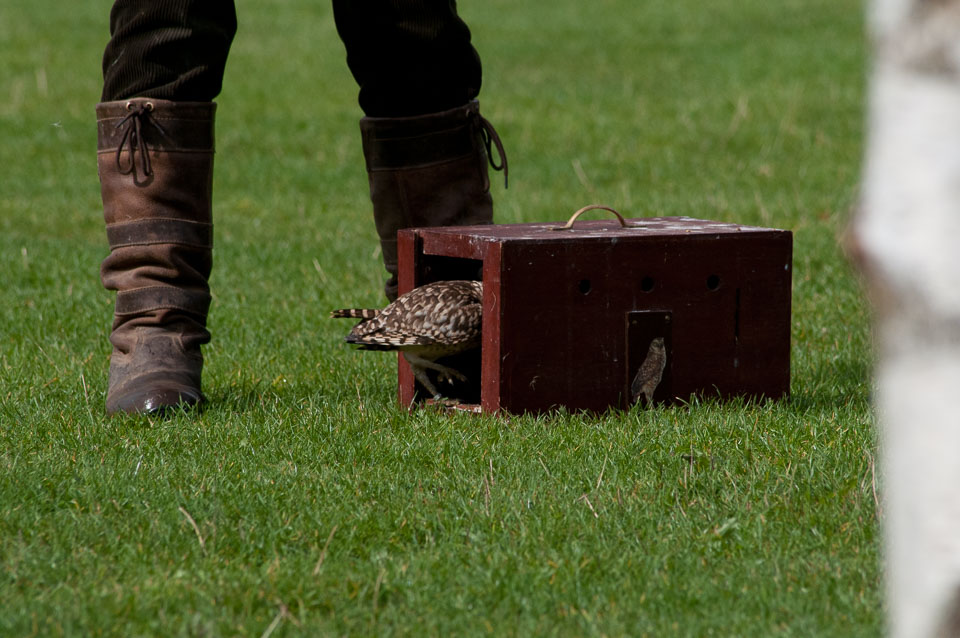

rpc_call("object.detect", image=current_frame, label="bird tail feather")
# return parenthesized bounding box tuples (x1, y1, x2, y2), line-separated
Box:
(330, 308, 379, 320)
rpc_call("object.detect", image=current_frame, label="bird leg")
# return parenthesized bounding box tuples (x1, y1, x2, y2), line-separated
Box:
(403, 353, 468, 399)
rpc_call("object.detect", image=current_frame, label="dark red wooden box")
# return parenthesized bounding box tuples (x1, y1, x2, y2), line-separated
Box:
(396, 214, 792, 413)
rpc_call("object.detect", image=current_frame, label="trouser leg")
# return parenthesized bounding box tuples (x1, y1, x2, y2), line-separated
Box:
(332, 0, 483, 117)
(102, 0, 237, 102)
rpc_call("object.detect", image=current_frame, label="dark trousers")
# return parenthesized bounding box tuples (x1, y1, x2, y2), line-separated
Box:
(101, 0, 483, 117)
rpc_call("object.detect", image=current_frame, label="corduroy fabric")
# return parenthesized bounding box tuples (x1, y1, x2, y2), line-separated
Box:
(332, 0, 482, 116)
(102, 0, 237, 102)
(101, 0, 481, 116)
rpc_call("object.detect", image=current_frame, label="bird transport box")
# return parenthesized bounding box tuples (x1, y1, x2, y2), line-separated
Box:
(395, 205, 792, 414)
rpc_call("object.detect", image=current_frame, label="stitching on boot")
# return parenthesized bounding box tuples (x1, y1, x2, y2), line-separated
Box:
(106, 219, 213, 248)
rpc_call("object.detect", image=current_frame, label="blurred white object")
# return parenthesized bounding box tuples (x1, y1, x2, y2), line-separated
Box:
(852, 0, 960, 635)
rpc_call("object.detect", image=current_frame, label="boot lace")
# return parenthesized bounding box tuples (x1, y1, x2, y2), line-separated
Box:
(477, 114, 508, 189)
(115, 101, 166, 178)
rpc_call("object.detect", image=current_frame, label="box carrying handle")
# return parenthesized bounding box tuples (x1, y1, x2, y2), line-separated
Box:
(551, 204, 638, 230)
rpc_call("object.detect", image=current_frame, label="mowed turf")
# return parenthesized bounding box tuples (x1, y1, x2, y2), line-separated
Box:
(0, 0, 877, 635)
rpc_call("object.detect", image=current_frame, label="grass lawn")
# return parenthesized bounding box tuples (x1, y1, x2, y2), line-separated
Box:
(0, 0, 878, 635)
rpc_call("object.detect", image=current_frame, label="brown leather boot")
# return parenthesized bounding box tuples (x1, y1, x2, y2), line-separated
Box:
(96, 98, 216, 415)
(361, 100, 507, 301)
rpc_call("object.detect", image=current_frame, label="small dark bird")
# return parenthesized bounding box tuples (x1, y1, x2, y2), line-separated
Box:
(331, 280, 483, 399)
(631, 337, 667, 405)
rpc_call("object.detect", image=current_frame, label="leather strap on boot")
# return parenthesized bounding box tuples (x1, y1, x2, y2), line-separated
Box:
(97, 98, 216, 415)
(360, 100, 507, 300)
(107, 218, 213, 321)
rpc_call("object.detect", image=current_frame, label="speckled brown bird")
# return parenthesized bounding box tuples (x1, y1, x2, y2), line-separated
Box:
(331, 280, 483, 399)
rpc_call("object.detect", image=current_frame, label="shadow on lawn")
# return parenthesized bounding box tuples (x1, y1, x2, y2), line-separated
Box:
(787, 353, 873, 414)
(194, 345, 874, 419)
(203, 381, 328, 414)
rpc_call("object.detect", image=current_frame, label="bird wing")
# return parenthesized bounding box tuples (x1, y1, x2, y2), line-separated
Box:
(336, 280, 483, 351)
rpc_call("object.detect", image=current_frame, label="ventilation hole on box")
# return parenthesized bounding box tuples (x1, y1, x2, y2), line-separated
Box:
(640, 276, 655, 293)
(706, 274, 721, 291)
(578, 279, 592, 295)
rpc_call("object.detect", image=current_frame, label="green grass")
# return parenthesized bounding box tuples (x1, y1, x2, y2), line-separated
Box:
(0, 0, 878, 635)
